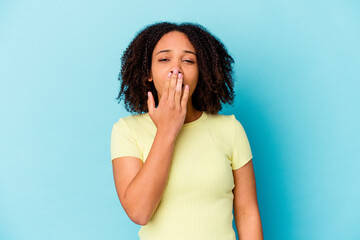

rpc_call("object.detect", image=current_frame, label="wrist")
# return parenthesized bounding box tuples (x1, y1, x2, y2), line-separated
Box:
(156, 128, 178, 142)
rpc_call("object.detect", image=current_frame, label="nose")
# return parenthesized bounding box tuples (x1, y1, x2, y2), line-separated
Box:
(169, 60, 183, 74)
(170, 68, 182, 75)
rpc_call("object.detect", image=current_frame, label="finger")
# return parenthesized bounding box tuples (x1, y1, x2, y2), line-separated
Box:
(147, 91, 155, 114)
(162, 72, 172, 102)
(174, 73, 183, 108)
(181, 84, 190, 110)
(168, 70, 178, 106)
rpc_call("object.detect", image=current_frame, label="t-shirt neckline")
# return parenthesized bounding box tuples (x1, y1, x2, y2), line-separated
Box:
(182, 111, 207, 129)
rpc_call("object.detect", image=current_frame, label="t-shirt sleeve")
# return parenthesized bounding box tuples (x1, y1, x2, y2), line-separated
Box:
(230, 115, 253, 170)
(110, 118, 143, 162)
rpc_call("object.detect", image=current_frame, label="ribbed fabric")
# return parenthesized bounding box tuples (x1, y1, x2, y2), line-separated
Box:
(110, 111, 253, 240)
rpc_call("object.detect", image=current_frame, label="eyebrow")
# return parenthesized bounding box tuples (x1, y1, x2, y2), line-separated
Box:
(155, 49, 196, 56)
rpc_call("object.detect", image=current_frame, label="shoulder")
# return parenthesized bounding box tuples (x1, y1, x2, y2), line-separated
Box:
(204, 112, 236, 138)
(202, 112, 236, 157)
(213, 113, 246, 131)
(205, 112, 238, 130)
(113, 113, 151, 128)
(112, 113, 156, 139)
(205, 112, 248, 140)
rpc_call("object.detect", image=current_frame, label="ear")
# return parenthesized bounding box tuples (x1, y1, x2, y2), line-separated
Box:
(148, 73, 153, 82)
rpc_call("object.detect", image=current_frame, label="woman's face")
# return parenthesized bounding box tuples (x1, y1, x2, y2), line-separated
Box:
(148, 31, 199, 102)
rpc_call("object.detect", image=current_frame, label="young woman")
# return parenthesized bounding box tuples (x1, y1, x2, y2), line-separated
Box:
(111, 22, 263, 240)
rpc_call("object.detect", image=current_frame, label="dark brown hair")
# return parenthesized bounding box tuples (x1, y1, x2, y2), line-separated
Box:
(116, 21, 235, 114)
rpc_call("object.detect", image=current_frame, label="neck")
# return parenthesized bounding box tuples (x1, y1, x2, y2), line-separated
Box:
(184, 101, 202, 124)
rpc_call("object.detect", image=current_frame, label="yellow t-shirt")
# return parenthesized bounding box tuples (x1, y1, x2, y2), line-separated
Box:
(110, 111, 253, 240)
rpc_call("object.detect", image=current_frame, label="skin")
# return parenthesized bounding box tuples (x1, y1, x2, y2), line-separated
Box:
(233, 160, 264, 239)
(147, 30, 203, 125)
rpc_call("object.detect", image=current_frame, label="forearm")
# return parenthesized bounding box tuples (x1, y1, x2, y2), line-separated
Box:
(235, 211, 264, 240)
(124, 129, 176, 225)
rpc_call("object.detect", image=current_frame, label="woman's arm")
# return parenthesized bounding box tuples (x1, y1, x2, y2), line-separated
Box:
(233, 159, 264, 239)
(112, 70, 189, 226)
(112, 130, 176, 225)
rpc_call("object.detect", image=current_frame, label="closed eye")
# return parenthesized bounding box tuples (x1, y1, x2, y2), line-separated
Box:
(159, 59, 195, 63)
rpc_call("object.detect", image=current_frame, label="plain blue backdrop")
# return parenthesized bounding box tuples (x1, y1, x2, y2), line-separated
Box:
(1, 0, 359, 239)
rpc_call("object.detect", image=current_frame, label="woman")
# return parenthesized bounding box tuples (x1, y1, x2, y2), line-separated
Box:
(111, 22, 263, 240)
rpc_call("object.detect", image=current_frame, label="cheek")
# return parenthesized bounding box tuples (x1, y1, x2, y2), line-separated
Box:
(191, 66, 199, 79)
(188, 70, 199, 83)
(152, 78, 166, 96)
(153, 81, 162, 93)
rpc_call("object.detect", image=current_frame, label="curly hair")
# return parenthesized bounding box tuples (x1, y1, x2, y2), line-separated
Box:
(116, 21, 235, 115)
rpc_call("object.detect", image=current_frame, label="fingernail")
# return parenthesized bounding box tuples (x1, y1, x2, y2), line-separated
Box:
(178, 73, 182, 78)
(173, 69, 179, 74)
(168, 72, 172, 77)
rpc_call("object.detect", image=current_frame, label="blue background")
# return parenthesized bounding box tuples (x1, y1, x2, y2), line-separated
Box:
(1, 0, 359, 239)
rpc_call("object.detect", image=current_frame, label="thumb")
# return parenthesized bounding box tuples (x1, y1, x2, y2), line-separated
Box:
(147, 91, 155, 114)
